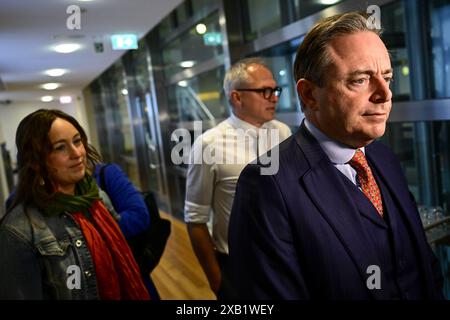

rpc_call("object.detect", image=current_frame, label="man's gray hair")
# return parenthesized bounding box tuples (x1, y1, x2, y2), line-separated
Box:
(223, 57, 269, 103)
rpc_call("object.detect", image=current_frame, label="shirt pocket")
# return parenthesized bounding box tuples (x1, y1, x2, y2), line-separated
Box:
(36, 239, 76, 298)
(36, 238, 71, 256)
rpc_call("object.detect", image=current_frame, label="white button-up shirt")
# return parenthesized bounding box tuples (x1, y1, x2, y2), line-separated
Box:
(184, 114, 292, 254)
(304, 119, 364, 186)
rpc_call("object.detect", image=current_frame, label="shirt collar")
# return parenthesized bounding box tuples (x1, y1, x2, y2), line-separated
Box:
(304, 119, 364, 164)
(228, 113, 272, 131)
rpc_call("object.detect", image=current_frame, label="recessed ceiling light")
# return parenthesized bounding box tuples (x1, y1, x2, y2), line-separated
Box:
(41, 96, 53, 102)
(178, 80, 188, 87)
(180, 61, 195, 68)
(53, 43, 81, 53)
(196, 23, 207, 35)
(45, 68, 68, 77)
(317, 0, 341, 5)
(41, 83, 60, 90)
(60, 96, 72, 104)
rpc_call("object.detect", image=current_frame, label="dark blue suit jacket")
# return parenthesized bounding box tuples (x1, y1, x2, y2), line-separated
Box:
(228, 122, 443, 299)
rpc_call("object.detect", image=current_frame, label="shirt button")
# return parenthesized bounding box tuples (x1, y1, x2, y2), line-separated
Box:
(85, 271, 92, 277)
(75, 239, 83, 247)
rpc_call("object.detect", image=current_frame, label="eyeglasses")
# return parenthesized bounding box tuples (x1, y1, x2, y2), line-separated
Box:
(236, 86, 282, 100)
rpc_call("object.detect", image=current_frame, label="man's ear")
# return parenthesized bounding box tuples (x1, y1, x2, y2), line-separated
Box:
(297, 79, 319, 111)
(230, 91, 242, 109)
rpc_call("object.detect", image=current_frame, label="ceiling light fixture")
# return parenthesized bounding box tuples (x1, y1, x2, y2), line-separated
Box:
(60, 96, 72, 104)
(178, 80, 188, 87)
(180, 61, 195, 68)
(41, 96, 53, 102)
(41, 83, 60, 90)
(53, 43, 81, 53)
(317, 0, 341, 5)
(45, 68, 68, 77)
(196, 23, 207, 35)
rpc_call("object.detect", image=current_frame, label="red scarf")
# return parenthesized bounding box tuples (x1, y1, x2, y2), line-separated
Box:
(72, 200, 150, 300)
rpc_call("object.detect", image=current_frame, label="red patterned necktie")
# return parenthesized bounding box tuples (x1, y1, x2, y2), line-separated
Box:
(348, 149, 384, 217)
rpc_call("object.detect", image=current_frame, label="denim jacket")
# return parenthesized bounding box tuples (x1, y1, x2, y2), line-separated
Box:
(0, 203, 99, 299)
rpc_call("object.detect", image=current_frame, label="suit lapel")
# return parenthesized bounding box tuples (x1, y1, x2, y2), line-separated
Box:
(296, 124, 384, 299)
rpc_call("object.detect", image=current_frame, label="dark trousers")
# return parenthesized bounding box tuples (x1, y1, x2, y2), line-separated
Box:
(216, 251, 239, 300)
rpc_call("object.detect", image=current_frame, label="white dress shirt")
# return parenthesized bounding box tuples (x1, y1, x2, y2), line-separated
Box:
(304, 119, 364, 186)
(184, 114, 292, 254)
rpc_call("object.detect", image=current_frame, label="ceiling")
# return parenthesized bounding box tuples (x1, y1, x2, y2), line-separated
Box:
(0, 0, 183, 105)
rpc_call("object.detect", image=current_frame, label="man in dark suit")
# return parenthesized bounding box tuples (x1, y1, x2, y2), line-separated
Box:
(228, 11, 444, 299)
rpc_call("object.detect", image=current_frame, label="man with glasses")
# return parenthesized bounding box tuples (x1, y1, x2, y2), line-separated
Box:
(184, 57, 291, 299)
(228, 12, 444, 299)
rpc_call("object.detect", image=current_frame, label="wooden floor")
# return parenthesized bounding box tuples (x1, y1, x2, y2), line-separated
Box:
(150, 211, 216, 300)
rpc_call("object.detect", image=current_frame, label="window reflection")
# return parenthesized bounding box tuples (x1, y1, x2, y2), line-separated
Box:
(245, 0, 282, 41)
(245, 0, 344, 42)
(167, 67, 226, 122)
(381, 1, 411, 101)
(95, 61, 140, 188)
(162, 12, 223, 79)
(382, 120, 450, 213)
(293, 0, 343, 19)
(430, 0, 450, 98)
(264, 55, 300, 113)
(256, 37, 304, 113)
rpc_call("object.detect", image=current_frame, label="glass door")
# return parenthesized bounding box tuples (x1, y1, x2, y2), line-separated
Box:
(122, 41, 169, 205)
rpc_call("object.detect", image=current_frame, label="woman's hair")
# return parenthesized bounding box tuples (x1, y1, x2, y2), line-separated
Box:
(11, 109, 101, 211)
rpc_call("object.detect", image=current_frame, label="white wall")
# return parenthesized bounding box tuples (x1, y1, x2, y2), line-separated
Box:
(0, 95, 90, 166)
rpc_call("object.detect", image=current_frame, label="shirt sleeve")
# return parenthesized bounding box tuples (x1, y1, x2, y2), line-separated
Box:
(184, 134, 216, 224)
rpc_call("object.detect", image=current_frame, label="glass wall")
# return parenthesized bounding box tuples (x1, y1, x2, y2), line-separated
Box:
(293, 0, 345, 19)
(430, 0, 450, 98)
(245, 0, 282, 41)
(381, 0, 411, 101)
(244, 0, 345, 42)
(166, 66, 226, 122)
(162, 11, 223, 80)
(150, 0, 224, 218)
(258, 38, 303, 114)
(121, 39, 168, 195)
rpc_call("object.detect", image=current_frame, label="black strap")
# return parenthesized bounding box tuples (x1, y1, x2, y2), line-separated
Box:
(98, 163, 111, 193)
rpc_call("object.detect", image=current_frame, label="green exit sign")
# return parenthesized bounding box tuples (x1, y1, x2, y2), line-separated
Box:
(203, 33, 222, 46)
(111, 34, 138, 50)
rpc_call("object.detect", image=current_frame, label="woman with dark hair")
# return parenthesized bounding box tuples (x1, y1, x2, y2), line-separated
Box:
(0, 109, 150, 300)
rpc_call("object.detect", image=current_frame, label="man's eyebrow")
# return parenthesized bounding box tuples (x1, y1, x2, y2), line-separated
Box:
(348, 68, 394, 77)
